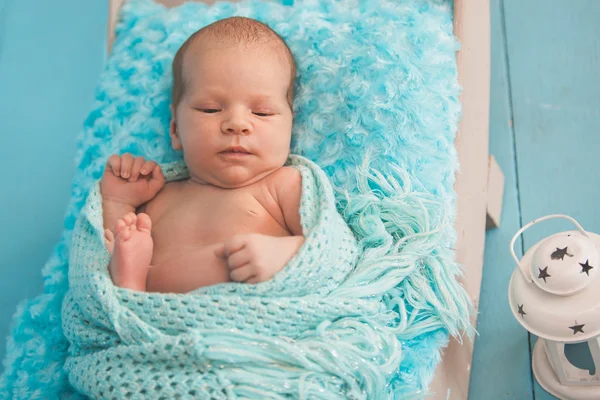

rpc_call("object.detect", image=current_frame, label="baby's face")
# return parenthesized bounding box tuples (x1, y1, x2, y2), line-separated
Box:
(170, 42, 294, 188)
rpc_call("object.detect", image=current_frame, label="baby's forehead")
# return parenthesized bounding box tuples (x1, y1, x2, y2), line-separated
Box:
(186, 35, 287, 62)
(171, 17, 296, 108)
(183, 38, 291, 78)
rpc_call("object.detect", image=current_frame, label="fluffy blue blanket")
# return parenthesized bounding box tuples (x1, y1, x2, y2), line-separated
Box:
(0, 0, 471, 398)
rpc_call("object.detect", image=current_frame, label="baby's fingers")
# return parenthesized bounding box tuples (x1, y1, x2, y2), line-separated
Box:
(140, 160, 157, 176)
(129, 156, 146, 181)
(222, 234, 249, 258)
(226, 248, 252, 270)
(230, 265, 255, 283)
(120, 153, 134, 179)
(148, 165, 165, 193)
(106, 154, 122, 177)
(214, 243, 226, 259)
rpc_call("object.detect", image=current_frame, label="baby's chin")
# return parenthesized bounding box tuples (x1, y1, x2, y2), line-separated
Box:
(193, 165, 277, 189)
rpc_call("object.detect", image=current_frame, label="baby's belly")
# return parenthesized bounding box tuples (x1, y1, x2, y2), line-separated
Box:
(146, 243, 231, 294)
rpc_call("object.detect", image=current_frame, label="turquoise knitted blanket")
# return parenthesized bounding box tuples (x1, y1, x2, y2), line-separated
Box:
(62, 154, 468, 399)
(64, 155, 371, 398)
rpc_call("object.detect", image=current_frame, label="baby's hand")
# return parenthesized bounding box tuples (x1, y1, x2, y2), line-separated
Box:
(214, 234, 305, 284)
(100, 153, 165, 208)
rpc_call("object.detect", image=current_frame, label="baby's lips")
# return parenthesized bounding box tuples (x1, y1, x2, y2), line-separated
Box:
(222, 145, 251, 154)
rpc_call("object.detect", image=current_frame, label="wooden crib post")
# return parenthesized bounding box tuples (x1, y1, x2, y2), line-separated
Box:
(428, 0, 496, 399)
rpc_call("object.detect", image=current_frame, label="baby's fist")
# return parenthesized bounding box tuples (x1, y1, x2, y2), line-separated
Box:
(214, 234, 304, 284)
(101, 153, 165, 208)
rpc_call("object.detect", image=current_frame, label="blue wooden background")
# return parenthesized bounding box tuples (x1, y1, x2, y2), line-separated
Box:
(0, 0, 107, 371)
(470, 0, 600, 399)
(1, 1, 600, 398)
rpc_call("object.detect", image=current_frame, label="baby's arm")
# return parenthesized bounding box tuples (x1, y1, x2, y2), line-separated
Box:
(274, 167, 304, 237)
(103, 200, 136, 237)
(101, 153, 164, 233)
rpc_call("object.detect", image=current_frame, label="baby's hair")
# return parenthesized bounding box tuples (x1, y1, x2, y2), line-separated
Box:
(171, 17, 297, 109)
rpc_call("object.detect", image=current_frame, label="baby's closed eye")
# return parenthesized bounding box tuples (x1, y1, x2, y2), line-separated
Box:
(252, 111, 274, 117)
(194, 108, 273, 116)
(252, 106, 278, 117)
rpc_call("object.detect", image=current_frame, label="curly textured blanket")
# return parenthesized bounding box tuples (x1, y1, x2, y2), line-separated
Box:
(0, 0, 472, 398)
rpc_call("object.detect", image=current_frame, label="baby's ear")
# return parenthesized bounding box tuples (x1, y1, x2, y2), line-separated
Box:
(169, 105, 182, 151)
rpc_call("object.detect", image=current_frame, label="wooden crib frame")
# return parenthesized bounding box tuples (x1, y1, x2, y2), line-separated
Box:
(107, 1, 500, 398)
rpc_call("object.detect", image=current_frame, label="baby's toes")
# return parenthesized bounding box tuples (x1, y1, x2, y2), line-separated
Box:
(119, 226, 132, 242)
(123, 212, 137, 226)
(104, 229, 115, 254)
(136, 213, 152, 233)
(114, 218, 127, 235)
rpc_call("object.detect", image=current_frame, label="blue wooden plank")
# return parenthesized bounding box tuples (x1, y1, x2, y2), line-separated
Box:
(0, 0, 106, 367)
(504, 0, 600, 398)
(468, 0, 534, 398)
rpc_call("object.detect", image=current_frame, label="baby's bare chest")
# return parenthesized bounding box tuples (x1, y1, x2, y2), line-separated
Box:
(145, 181, 290, 253)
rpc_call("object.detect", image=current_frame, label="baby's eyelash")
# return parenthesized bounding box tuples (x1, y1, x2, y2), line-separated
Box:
(195, 108, 273, 116)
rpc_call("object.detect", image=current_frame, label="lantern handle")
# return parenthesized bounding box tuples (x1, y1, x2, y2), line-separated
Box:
(510, 214, 589, 282)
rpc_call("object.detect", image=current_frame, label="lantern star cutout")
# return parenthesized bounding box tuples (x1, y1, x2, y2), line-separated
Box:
(538, 266, 551, 283)
(580, 259, 594, 276)
(517, 304, 526, 318)
(569, 323, 585, 335)
(551, 247, 574, 260)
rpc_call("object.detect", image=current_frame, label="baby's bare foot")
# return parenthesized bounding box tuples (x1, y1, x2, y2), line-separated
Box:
(108, 212, 153, 291)
(104, 212, 139, 254)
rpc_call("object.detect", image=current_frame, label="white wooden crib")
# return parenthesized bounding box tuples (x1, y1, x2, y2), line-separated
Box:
(107, 1, 501, 398)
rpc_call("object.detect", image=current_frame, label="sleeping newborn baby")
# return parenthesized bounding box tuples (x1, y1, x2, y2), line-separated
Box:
(100, 17, 304, 293)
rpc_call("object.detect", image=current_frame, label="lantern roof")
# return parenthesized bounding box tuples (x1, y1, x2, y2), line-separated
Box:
(509, 230, 600, 343)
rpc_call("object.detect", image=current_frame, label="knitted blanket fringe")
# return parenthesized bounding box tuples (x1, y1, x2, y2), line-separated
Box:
(61, 154, 472, 399)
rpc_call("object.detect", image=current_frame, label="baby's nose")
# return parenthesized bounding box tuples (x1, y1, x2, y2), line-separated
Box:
(225, 125, 250, 135)
(222, 115, 252, 135)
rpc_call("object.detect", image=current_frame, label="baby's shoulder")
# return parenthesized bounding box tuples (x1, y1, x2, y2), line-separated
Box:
(268, 166, 302, 190)
(265, 166, 302, 205)
(271, 166, 302, 182)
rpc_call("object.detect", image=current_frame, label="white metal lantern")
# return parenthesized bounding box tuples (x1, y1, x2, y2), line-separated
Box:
(509, 214, 600, 400)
